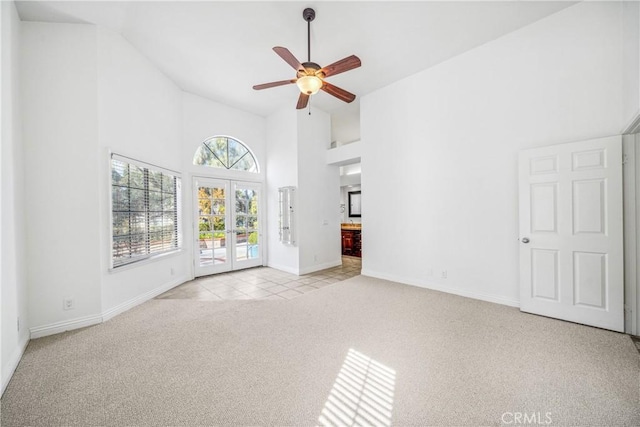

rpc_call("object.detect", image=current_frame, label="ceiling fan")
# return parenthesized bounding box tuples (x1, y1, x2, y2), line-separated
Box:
(253, 8, 361, 110)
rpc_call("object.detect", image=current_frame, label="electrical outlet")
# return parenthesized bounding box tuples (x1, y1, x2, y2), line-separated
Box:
(441, 270, 448, 279)
(63, 297, 75, 311)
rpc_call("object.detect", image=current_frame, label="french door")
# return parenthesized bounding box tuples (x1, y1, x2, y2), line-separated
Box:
(194, 177, 262, 276)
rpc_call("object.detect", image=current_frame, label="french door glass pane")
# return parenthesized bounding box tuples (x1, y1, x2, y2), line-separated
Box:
(198, 185, 227, 266)
(214, 238, 227, 264)
(200, 249, 213, 266)
(234, 186, 258, 262)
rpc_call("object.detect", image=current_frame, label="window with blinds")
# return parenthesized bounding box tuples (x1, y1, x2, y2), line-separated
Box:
(111, 155, 181, 268)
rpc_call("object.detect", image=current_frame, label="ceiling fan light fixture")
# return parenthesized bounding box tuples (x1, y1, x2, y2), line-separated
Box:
(296, 75, 323, 95)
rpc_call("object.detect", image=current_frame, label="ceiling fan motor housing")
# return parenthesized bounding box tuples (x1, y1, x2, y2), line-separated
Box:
(298, 62, 324, 78)
(303, 8, 315, 22)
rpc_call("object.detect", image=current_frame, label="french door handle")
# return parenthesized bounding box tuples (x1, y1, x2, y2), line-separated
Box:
(521, 237, 530, 244)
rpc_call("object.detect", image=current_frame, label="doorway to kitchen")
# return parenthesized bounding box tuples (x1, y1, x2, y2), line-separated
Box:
(194, 177, 262, 277)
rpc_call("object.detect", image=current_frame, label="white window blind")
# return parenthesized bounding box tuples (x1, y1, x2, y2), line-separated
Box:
(110, 154, 181, 268)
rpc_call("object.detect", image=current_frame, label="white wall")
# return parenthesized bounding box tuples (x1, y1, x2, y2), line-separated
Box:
(21, 22, 103, 332)
(18, 21, 272, 338)
(361, 2, 626, 306)
(623, 1, 640, 127)
(331, 103, 360, 146)
(181, 91, 266, 278)
(326, 140, 362, 166)
(340, 173, 361, 188)
(1, 0, 28, 394)
(97, 28, 188, 314)
(20, 23, 195, 335)
(182, 92, 266, 178)
(265, 107, 299, 273)
(297, 108, 341, 274)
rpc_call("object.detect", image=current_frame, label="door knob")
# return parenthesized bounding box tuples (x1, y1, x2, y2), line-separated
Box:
(521, 237, 530, 244)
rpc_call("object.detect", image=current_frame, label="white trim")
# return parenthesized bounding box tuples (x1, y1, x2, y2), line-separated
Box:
(1, 336, 29, 397)
(267, 259, 349, 276)
(103, 274, 188, 321)
(29, 313, 103, 339)
(623, 135, 638, 335)
(622, 111, 640, 135)
(107, 248, 184, 273)
(636, 133, 640, 336)
(298, 259, 343, 275)
(361, 269, 520, 308)
(267, 262, 300, 275)
(30, 275, 189, 339)
(111, 152, 181, 176)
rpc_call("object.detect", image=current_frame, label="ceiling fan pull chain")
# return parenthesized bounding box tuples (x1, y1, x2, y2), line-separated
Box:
(308, 96, 312, 115)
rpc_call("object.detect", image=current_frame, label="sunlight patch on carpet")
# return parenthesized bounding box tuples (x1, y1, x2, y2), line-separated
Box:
(318, 348, 396, 427)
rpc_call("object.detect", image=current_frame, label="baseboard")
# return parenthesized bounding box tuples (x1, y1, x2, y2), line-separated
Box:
(30, 275, 189, 339)
(102, 274, 188, 321)
(266, 262, 300, 275)
(267, 259, 343, 276)
(298, 259, 342, 275)
(29, 313, 103, 339)
(1, 335, 29, 397)
(361, 269, 520, 308)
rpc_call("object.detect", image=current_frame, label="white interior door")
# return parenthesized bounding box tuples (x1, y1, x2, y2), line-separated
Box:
(518, 136, 624, 332)
(194, 178, 262, 277)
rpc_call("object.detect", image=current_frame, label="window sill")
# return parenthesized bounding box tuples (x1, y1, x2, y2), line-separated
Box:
(108, 249, 185, 273)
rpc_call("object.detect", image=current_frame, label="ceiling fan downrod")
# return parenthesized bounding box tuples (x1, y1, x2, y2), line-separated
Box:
(303, 8, 315, 63)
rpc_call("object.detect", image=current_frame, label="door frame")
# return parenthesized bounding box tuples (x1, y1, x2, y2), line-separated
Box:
(622, 132, 640, 336)
(191, 175, 266, 278)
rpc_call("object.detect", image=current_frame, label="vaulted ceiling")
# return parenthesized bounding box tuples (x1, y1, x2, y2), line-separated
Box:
(16, 1, 574, 117)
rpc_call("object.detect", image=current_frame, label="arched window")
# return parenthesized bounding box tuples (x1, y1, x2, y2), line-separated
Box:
(193, 136, 258, 173)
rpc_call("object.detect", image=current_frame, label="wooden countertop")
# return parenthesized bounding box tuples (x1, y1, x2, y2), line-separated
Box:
(341, 224, 362, 230)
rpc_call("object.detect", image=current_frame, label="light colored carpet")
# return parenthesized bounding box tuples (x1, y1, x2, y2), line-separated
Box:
(1, 275, 639, 426)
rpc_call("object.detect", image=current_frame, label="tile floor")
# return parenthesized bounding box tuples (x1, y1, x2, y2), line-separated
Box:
(156, 256, 362, 301)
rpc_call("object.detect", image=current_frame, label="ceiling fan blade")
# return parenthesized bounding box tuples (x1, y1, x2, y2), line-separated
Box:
(320, 55, 361, 78)
(253, 79, 297, 90)
(321, 82, 356, 103)
(296, 93, 310, 110)
(273, 46, 305, 74)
